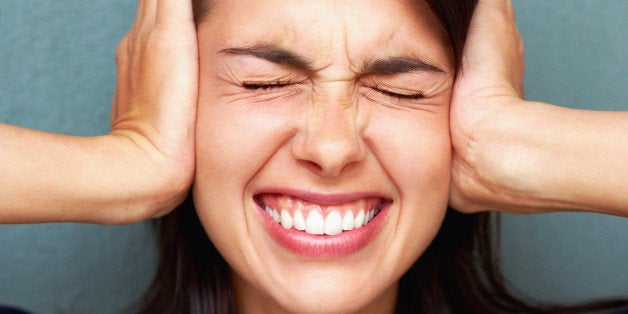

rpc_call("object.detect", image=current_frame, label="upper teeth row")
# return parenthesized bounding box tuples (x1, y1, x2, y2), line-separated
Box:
(264, 206, 381, 235)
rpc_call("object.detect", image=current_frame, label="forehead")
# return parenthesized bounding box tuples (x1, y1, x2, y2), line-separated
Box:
(198, 0, 451, 72)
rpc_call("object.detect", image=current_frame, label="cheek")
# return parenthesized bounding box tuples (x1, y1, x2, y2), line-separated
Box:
(368, 105, 451, 248)
(194, 98, 301, 188)
(192, 79, 303, 227)
(368, 105, 451, 192)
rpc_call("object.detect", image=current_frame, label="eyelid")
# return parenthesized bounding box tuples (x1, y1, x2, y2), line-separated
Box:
(242, 80, 294, 90)
(241, 81, 426, 102)
(371, 83, 425, 100)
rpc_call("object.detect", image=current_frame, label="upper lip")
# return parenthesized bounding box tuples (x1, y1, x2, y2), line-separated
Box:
(252, 187, 392, 206)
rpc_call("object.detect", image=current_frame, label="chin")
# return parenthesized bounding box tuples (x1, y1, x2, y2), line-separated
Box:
(237, 269, 399, 314)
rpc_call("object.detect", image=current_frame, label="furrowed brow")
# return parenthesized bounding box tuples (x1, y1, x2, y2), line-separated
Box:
(362, 56, 445, 75)
(220, 45, 312, 73)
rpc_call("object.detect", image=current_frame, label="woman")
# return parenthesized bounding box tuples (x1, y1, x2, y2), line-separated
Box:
(2, 1, 625, 222)
(4, 2, 624, 312)
(147, 0, 462, 312)
(135, 0, 626, 313)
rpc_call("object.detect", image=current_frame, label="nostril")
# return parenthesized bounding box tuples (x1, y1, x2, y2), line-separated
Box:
(293, 137, 365, 178)
(299, 159, 324, 174)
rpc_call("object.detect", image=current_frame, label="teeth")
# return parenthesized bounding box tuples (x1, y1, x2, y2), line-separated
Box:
(293, 209, 305, 230)
(265, 204, 382, 235)
(355, 210, 365, 228)
(266, 206, 281, 224)
(324, 211, 343, 235)
(342, 211, 355, 231)
(305, 211, 325, 235)
(280, 210, 293, 229)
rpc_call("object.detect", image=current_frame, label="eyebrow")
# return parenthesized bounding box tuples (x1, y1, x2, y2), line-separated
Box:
(219, 44, 445, 75)
(362, 56, 445, 75)
(220, 45, 312, 73)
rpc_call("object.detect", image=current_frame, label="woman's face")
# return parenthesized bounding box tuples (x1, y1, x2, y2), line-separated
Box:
(194, 0, 453, 312)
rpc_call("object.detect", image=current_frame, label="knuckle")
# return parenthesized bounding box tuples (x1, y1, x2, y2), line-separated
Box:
(145, 31, 174, 53)
(115, 35, 129, 55)
(517, 35, 525, 55)
(115, 37, 130, 65)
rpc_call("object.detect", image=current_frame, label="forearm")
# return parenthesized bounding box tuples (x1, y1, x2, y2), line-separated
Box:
(0, 124, 189, 224)
(0, 0, 197, 224)
(458, 102, 628, 216)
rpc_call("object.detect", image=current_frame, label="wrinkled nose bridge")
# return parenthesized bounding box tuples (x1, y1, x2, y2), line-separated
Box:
(296, 94, 365, 176)
(310, 83, 359, 132)
(313, 105, 355, 142)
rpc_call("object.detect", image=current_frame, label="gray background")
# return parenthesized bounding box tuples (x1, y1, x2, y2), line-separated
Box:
(1, 1, 626, 313)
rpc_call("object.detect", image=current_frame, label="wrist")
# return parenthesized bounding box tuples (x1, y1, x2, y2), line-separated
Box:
(452, 100, 573, 213)
(96, 133, 194, 224)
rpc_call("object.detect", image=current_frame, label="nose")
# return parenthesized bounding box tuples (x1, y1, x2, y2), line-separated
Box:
(292, 100, 366, 178)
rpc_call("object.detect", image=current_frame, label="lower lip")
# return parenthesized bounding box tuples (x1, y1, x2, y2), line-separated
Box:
(257, 201, 389, 259)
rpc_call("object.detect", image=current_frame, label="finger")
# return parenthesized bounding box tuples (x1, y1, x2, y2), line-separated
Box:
(504, 0, 516, 21)
(156, 0, 195, 27)
(463, 0, 513, 69)
(151, 0, 199, 118)
(111, 90, 119, 128)
(133, 0, 145, 27)
(461, 0, 523, 85)
(112, 35, 130, 126)
(126, 0, 155, 52)
(132, 0, 148, 30)
(138, 0, 158, 30)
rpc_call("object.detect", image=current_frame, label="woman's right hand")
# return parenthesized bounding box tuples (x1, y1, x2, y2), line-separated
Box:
(108, 0, 197, 222)
(0, 0, 197, 224)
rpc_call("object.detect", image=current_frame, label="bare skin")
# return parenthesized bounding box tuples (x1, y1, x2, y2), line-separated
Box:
(0, 0, 626, 225)
(0, 0, 197, 224)
(449, 0, 628, 216)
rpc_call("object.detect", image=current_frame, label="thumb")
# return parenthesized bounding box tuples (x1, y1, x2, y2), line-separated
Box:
(156, 0, 195, 26)
(459, 0, 524, 96)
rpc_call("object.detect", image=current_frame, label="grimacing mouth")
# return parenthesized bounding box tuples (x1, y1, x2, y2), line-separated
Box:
(254, 193, 390, 236)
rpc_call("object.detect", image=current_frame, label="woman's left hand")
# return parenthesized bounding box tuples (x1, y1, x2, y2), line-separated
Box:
(449, 0, 628, 216)
(448, 0, 530, 214)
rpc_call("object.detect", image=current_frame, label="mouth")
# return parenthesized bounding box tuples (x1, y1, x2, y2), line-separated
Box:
(253, 191, 392, 258)
(255, 193, 384, 236)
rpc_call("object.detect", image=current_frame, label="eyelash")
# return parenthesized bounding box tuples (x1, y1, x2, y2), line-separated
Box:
(372, 84, 425, 100)
(242, 81, 294, 91)
(241, 81, 425, 100)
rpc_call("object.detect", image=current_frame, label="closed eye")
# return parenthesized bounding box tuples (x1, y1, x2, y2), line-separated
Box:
(242, 80, 293, 91)
(372, 85, 425, 100)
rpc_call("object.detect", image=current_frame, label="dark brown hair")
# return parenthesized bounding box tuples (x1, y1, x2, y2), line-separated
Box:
(140, 1, 628, 313)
